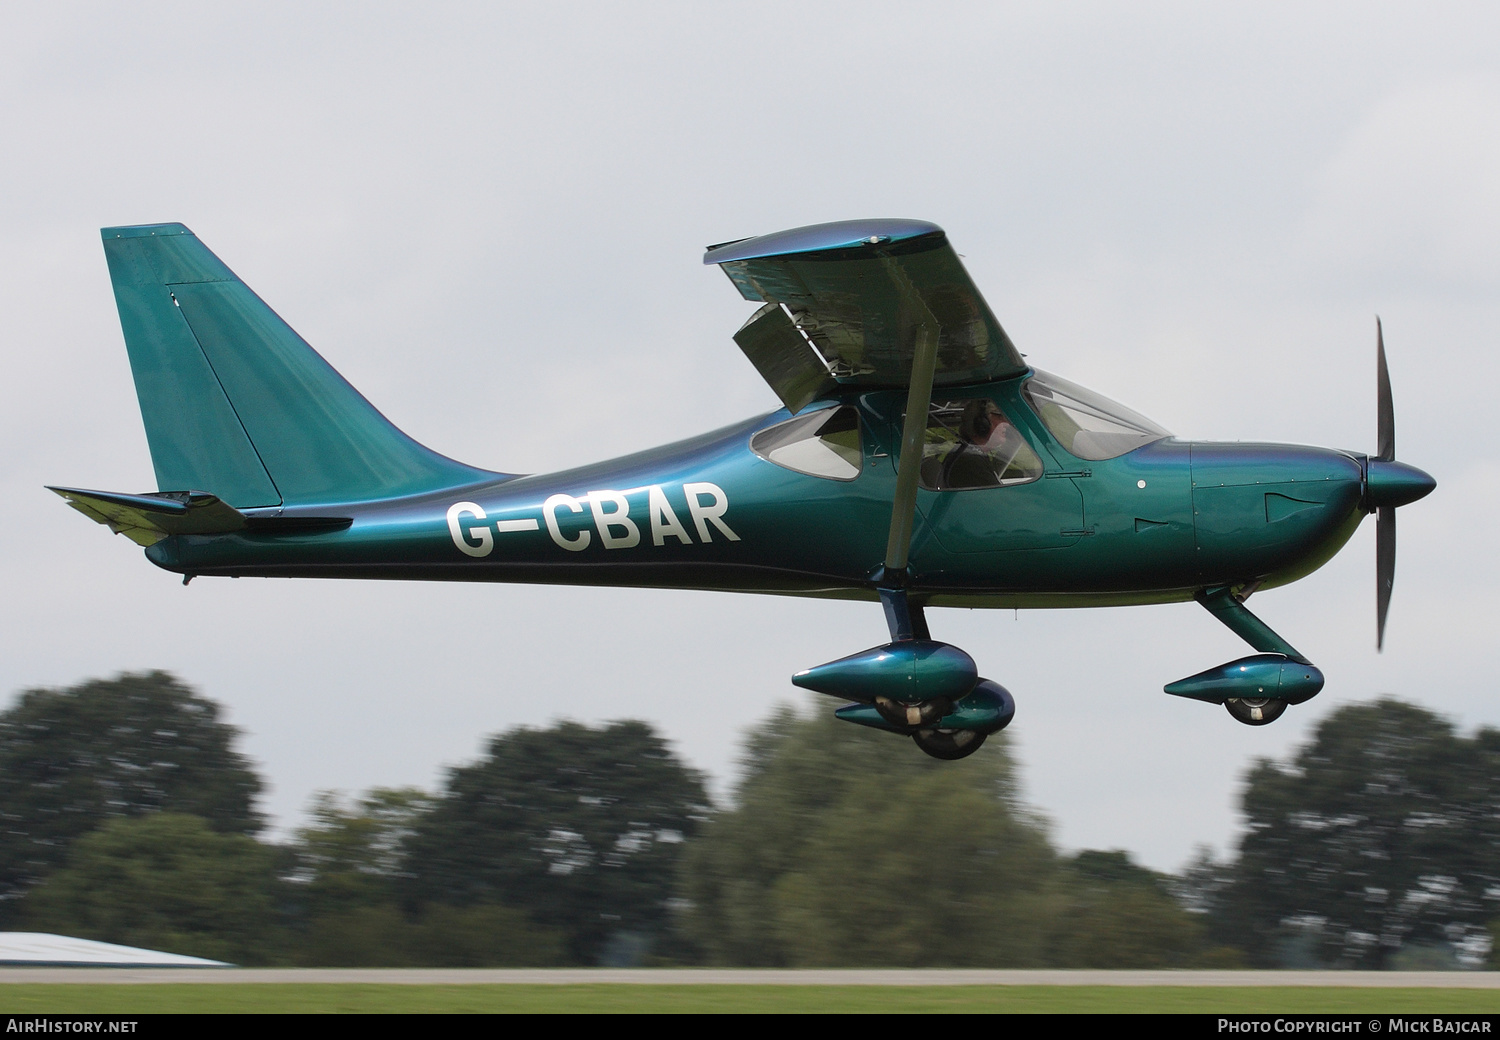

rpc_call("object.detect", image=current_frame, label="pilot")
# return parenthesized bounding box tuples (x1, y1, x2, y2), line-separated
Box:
(959, 399, 1014, 451)
(946, 399, 1023, 487)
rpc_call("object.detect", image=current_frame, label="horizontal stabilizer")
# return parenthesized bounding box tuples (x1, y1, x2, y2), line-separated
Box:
(48, 487, 247, 547)
(49, 487, 354, 546)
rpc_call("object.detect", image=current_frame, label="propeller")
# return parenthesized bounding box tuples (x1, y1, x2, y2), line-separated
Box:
(1366, 318, 1435, 650)
(1377, 320, 1394, 650)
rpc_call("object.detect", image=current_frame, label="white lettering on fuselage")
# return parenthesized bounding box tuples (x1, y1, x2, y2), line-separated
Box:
(451, 483, 737, 558)
(588, 490, 640, 549)
(683, 482, 740, 543)
(542, 493, 590, 552)
(446, 502, 493, 557)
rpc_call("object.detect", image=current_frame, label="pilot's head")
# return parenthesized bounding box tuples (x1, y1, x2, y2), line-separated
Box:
(960, 400, 1006, 444)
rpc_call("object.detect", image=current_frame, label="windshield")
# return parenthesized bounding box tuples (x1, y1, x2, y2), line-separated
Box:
(1022, 370, 1170, 461)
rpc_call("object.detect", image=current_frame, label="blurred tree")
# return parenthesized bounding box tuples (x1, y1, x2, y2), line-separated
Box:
(0, 671, 262, 918)
(286, 786, 567, 966)
(291, 788, 433, 920)
(1171, 845, 1236, 918)
(679, 704, 1061, 966)
(402, 720, 709, 965)
(1218, 699, 1500, 968)
(295, 903, 567, 967)
(23, 813, 282, 965)
(1044, 850, 1224, 968)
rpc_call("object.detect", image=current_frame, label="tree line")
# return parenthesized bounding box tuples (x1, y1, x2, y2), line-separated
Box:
(1, 671, 1495, 968)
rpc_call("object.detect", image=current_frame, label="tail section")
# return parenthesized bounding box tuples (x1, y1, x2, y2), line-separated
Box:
(102, 223, 497, 508)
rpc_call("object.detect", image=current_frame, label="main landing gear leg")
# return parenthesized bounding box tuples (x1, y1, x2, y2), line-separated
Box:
(878, 585, 930, 642)
(879, 586, 1007, 761)
(793, 585, 1014, 761)
(875, 585, 953, 730)
(1165, 586, 1324, 727)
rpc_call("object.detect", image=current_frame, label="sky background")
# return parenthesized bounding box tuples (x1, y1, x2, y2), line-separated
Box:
(1, 2, 1495, 871)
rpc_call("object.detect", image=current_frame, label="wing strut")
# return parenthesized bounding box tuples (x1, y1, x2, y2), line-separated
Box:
(883, 321, 938, 576)
(877, 260, 940, 640)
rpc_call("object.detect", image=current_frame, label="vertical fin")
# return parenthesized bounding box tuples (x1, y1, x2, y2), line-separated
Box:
(102, 224, 498, 508)
(104, 225, 281, 507)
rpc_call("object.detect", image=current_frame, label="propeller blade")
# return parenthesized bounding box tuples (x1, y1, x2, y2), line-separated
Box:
(1377, 317, 1394, 462)
(1376, 504, 1395, 650)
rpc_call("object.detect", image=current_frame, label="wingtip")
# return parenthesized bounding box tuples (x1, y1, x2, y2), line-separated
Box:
(702, 219, 945, 265)
(99, 222, 194, 240)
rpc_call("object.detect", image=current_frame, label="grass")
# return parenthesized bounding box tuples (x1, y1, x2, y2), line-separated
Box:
(0, 984, 1497, 1014)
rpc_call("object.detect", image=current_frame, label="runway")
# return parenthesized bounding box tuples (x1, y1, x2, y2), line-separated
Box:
(0, 969, 1496, 987)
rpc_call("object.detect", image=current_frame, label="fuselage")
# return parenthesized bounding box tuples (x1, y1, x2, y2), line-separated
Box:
(144, 371, 1370, 610)
(71, 219, 1438, 746)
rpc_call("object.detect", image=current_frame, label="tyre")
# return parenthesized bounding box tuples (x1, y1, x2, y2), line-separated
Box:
(912, 727, 987, 760)
(1224, 697, 1287, 726)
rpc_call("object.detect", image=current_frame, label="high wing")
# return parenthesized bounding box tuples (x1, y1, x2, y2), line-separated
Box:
(705, 219, 1026, 413)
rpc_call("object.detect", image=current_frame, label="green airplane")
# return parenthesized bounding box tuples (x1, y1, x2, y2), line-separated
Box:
(52, 219, 1435, 760)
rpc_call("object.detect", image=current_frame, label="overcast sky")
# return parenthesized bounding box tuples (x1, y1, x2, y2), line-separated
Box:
(1, 2, 1495, 871)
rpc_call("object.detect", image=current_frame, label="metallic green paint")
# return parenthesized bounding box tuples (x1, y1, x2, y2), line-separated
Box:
(1365, 459, 1439, 510)
(1196, 586, 1306, 661)
(1164, 654, 1326, 706)
(63, 219, 1438, 741)
(835, 678, 1015, 735)
(101, 224, 497, 511)
(792, 641, 978, 704)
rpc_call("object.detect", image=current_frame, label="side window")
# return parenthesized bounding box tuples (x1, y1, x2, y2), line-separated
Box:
(918, 399, 1043, 491)
(750, 405, 862, 481)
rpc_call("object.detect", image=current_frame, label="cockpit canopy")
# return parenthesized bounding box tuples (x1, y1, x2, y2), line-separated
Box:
(748, 370, 1170, 484)
(1023, 369, 1170, 461)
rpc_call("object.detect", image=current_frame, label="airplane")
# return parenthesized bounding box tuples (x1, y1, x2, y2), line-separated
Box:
(51, 218, 1436, 760)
